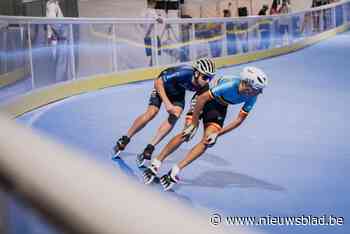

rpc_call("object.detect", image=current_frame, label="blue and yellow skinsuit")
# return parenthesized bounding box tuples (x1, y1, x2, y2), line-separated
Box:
(149, 65, 206, 109)
(187, 75, 257, 130)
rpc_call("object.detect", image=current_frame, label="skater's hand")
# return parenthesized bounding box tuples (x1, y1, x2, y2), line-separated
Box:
(204, 133, 218, 147)
(182, 123, 198, 141)
(165, 103, 178, 115)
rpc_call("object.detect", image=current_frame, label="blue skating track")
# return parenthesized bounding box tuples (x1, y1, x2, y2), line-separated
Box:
(17, 31, 350, 234)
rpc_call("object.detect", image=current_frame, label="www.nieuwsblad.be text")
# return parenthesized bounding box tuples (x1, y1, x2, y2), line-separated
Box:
(210, 214, 344, 227)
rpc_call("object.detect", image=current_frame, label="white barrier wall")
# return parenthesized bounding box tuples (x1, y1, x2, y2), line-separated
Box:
(0, 1, 349, 104)
(78, 0, 147, 18)
(78, 0, 315, 18)
(187, 0, 315, 17)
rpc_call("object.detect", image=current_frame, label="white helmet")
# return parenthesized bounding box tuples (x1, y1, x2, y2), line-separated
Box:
(193, 58, 216, 78)
(240, 66, 268, 91)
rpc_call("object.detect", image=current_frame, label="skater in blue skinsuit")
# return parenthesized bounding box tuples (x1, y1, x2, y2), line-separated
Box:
(143, 66, 269, 191)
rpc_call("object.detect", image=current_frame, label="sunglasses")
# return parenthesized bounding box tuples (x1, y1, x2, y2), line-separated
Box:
(200, 73, 214, 81)
(242, 81, 262, 94)
(247, 86, 263, 95)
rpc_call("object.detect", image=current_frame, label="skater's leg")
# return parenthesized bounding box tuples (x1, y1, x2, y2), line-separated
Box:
(137, 90, 185, 167)
(136, 106, 182, 167)
(159, 124, 220, 190)
(143, 132, 184, 179)
(143, 118, 188, 183)
(156, 133, 185, 162)
(115, 89, 162, 155)
(149, 106, 183, 146)
(160, 97, 227, 190)
(154, 90, 207, 163)
(127, 105, 159, 138)
(177, 124, 219, 170)
(140, 109, 196, 170)
(155, 115, 192, 162)
(176, 98, 227, 170)
(114, 105, 159, 156)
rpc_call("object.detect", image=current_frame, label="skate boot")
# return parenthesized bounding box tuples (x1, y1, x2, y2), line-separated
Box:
(112, 135, 130, 159)
(160, 170, 179, 191)
(143, 164, 159, 185)
(136, 144, 155, 168)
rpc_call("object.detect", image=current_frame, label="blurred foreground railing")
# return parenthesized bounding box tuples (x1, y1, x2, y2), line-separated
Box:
(0, 113, 263, 234)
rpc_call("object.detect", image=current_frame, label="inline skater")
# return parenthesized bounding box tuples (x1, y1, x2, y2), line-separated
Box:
(113, 58, 216, 168)
(143, 66, 268, 190)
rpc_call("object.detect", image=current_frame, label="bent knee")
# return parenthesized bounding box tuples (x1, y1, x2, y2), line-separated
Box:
(168, 114, 179, 125)
(173, 106, 183, 116)
(146, 106, 159, 118)
(204, 123, 221, 137)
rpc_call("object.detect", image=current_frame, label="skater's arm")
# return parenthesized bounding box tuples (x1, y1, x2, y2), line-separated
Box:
(191, 91, 212, 126)
(154, 78, 175, 113)
(218, 110, 248, 136)
(219, 95, 257, 136)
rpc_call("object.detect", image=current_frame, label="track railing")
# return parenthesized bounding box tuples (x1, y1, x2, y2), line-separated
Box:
(0, 0, 349, 102)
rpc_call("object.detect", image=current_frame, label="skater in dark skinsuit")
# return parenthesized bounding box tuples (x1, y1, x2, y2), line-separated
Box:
(113, 58, 216, 168)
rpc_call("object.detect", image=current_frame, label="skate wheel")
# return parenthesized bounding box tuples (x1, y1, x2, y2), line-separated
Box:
(144, 174, 155, 185)
(143, 169, 156, 185)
